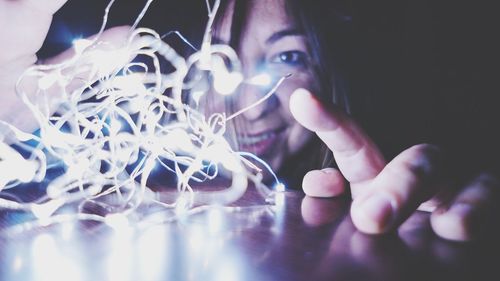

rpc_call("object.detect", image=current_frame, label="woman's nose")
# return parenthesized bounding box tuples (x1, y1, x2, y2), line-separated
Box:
(235, 84, 280, 121)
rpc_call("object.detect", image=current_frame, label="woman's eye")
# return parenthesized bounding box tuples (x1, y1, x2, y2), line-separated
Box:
(270, 51, 308, 67)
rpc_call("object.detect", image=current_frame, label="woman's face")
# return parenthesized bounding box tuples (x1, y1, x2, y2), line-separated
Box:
(215, 0, 316, 172)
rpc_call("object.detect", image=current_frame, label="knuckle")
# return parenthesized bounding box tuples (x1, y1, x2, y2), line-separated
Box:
(408, 143, 441, 159)
(404, 144, 443, 178)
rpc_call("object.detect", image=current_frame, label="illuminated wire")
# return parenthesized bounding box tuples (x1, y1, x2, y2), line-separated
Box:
(0, 0, 285, 226)
(225, 74, 291, 121)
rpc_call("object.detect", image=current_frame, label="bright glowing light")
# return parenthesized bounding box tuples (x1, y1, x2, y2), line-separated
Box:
(214, 259, 242, 281)
(187, 224, 205, 252)
(208, 207, 225, 235)
(0, 0, 285, 227)
(73, 38, 93, 54)
(211, 55, 243, 95)
(138, 226, 168, 281)
(107, 226, 133, 281)
(112, 73, 147, 95)
(61, 222, 74, 241)
(32, 234, 82, 281)
(247, 73, 272, 86)
(13, 255, 23, 272)
(204, 142, 243, 172)
(91, 48, 131, 77)
(274, 182, 286, 192)
(31, 199, 64, 220)
(213, 71, 243, 95)
(0, 142, 38, 187)
(175, 195, 190, 216)
(105, 213, 130, 231)
(160, 128, 195, 152)
(274, 192, 286, 209)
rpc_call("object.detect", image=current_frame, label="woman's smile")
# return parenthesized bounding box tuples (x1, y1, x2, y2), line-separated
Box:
(237, 126, 286, 156)
(209, 0, 317, 174)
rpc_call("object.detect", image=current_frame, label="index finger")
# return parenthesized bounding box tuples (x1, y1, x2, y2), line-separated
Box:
(290, 88, 386, 185)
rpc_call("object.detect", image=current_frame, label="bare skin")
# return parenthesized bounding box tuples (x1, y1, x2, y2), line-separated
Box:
(0, 0, 129, 132)
(291, 88, 499, 241)
(1, 0, 497, 242)
(0, 0, 69, 131)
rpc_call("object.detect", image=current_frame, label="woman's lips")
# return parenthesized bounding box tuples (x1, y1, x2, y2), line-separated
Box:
(237, 128, 285, 156)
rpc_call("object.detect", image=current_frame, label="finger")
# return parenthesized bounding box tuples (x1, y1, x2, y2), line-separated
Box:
(302, 168, 346, 197)
(42, 25, 132, 65)
(350, 144, 443, 234)
(6, 26, 132, 133)
(430, 173, 500, 241)
(0, 0, 69, 64)
(290, 88, 385, 186)
(300, 195, 348, 226)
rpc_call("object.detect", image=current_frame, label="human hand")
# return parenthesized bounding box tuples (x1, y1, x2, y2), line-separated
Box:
(0, 0, 69, 130)
(290, 88, 499, 241)
(300, 196, 497, 280)
(0, 0, 130, 132)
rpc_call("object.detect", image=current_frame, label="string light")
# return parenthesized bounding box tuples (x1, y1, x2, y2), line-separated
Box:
(0, 0, 288, 227)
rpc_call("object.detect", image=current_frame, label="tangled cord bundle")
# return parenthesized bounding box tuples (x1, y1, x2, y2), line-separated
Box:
(0, 0, 285, 227)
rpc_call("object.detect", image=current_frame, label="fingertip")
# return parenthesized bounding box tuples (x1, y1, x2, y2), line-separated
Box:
(430, 173, 499, 242)
(430, 203, 475, 242)
(350, 192, 396, 234)
(291, 88, 313, 100)
(302, 168, 346, 198)
(289, 88, 313, 122)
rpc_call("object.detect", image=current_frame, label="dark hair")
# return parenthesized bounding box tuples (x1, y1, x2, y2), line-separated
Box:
(211, 0, 352, 186)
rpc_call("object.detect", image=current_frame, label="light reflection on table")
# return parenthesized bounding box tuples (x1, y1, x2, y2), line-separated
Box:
(0, 188, 498, 281)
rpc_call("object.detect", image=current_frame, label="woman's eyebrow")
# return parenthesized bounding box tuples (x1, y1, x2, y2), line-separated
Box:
(266, 28, 303, 45)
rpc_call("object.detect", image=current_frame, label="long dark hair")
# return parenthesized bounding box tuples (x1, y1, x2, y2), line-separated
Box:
(211, 0, 352, 186)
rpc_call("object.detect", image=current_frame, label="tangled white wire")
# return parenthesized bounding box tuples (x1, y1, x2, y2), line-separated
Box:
(0, 0, 286, 226)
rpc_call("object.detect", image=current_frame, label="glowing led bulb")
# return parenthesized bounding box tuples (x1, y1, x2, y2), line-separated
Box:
(213, 72, 243, 95)
(31, 199, 64, 220)
(73, 38, 93, 54)
(274, 182, 286, 192)
(1, 0, 283, 227)
(211, 55, 243, 95)
(112, 73, 146, 96)
(163, 128, 195, 152)
(248, 73, 272, 87)
(65, 157, 91, 179)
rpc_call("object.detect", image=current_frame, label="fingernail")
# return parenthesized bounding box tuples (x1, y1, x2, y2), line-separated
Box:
(357, 193, 395, 231)
(321, 168, 335, 174)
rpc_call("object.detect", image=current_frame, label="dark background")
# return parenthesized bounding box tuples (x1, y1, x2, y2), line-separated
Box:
(38, 0, 500, 175)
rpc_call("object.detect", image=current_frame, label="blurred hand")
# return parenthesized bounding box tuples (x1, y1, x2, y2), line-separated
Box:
(0, 0, 69, 130)
(0, 0, 129, 132)
(290, 88, 499, 241)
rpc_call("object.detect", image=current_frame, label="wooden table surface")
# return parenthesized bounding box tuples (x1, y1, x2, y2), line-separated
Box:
(0, 185, 498, 281)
